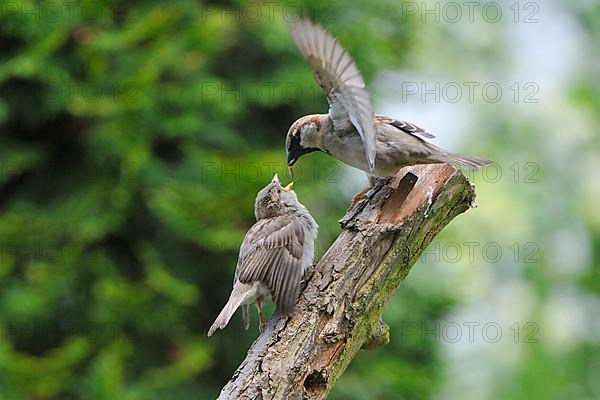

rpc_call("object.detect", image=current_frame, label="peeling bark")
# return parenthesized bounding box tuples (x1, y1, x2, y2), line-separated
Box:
(218, 164, 477, 400)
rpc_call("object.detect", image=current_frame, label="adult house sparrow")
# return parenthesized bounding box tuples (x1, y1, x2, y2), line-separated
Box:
(207, 175, 318, 336)
(285, 19, 492, 184)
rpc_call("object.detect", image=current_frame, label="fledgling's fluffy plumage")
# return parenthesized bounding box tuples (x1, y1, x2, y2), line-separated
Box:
(207, 175, 318, 337)
(285, 19, 492, 180)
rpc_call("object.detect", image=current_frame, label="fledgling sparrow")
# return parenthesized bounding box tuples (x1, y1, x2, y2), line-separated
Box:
(285, 19, 492, 183)
(207, 174, 318, 336)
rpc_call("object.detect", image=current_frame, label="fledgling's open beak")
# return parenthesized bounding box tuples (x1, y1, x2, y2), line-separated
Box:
(282, 182, 294, 192)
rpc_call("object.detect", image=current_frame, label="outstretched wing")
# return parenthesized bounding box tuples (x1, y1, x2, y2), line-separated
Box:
(236, 215, 305, 314)
(375, 114, 435, 139)
(288, 19, 376, 171)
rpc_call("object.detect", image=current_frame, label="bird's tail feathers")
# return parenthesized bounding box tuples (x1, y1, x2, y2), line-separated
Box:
(439, 152, 493, 171)
(207, 284, 249, 337)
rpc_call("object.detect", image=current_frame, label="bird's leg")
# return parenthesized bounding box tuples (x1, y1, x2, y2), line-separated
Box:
(349, 175, 378, 209)
(301, 264, 318, 290)
(256, 300, 266, 333)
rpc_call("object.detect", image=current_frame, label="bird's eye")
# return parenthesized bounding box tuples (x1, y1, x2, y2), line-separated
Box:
(277, 188, 281, 194)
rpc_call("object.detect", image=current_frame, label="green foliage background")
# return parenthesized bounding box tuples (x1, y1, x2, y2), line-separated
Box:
(0, 0, 599, 399)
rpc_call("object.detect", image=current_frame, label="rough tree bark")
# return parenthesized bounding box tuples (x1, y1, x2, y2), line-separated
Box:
(218, 164, 478, 399)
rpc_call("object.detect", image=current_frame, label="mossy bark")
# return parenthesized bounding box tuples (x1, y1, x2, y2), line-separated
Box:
(218, 164, 477, 400)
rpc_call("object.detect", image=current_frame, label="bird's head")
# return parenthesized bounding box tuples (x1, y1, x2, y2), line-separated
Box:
(285, 115, 323, 168)
(255, 174, 298, 219)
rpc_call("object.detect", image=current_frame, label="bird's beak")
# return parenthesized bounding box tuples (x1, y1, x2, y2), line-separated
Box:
(286, 138, 301, 167)
(287, 143, 319, 167)
(288, 165, 294, 179)
(286, 152, 298, 167)
(282, 182, 294, 192)
(287, 133, 319, 167)
(272, 173, 280, 184)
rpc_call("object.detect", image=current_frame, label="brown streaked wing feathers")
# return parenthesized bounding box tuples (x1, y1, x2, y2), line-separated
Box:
(375, 115, 435, 139)
(236, 216, 305, 314)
